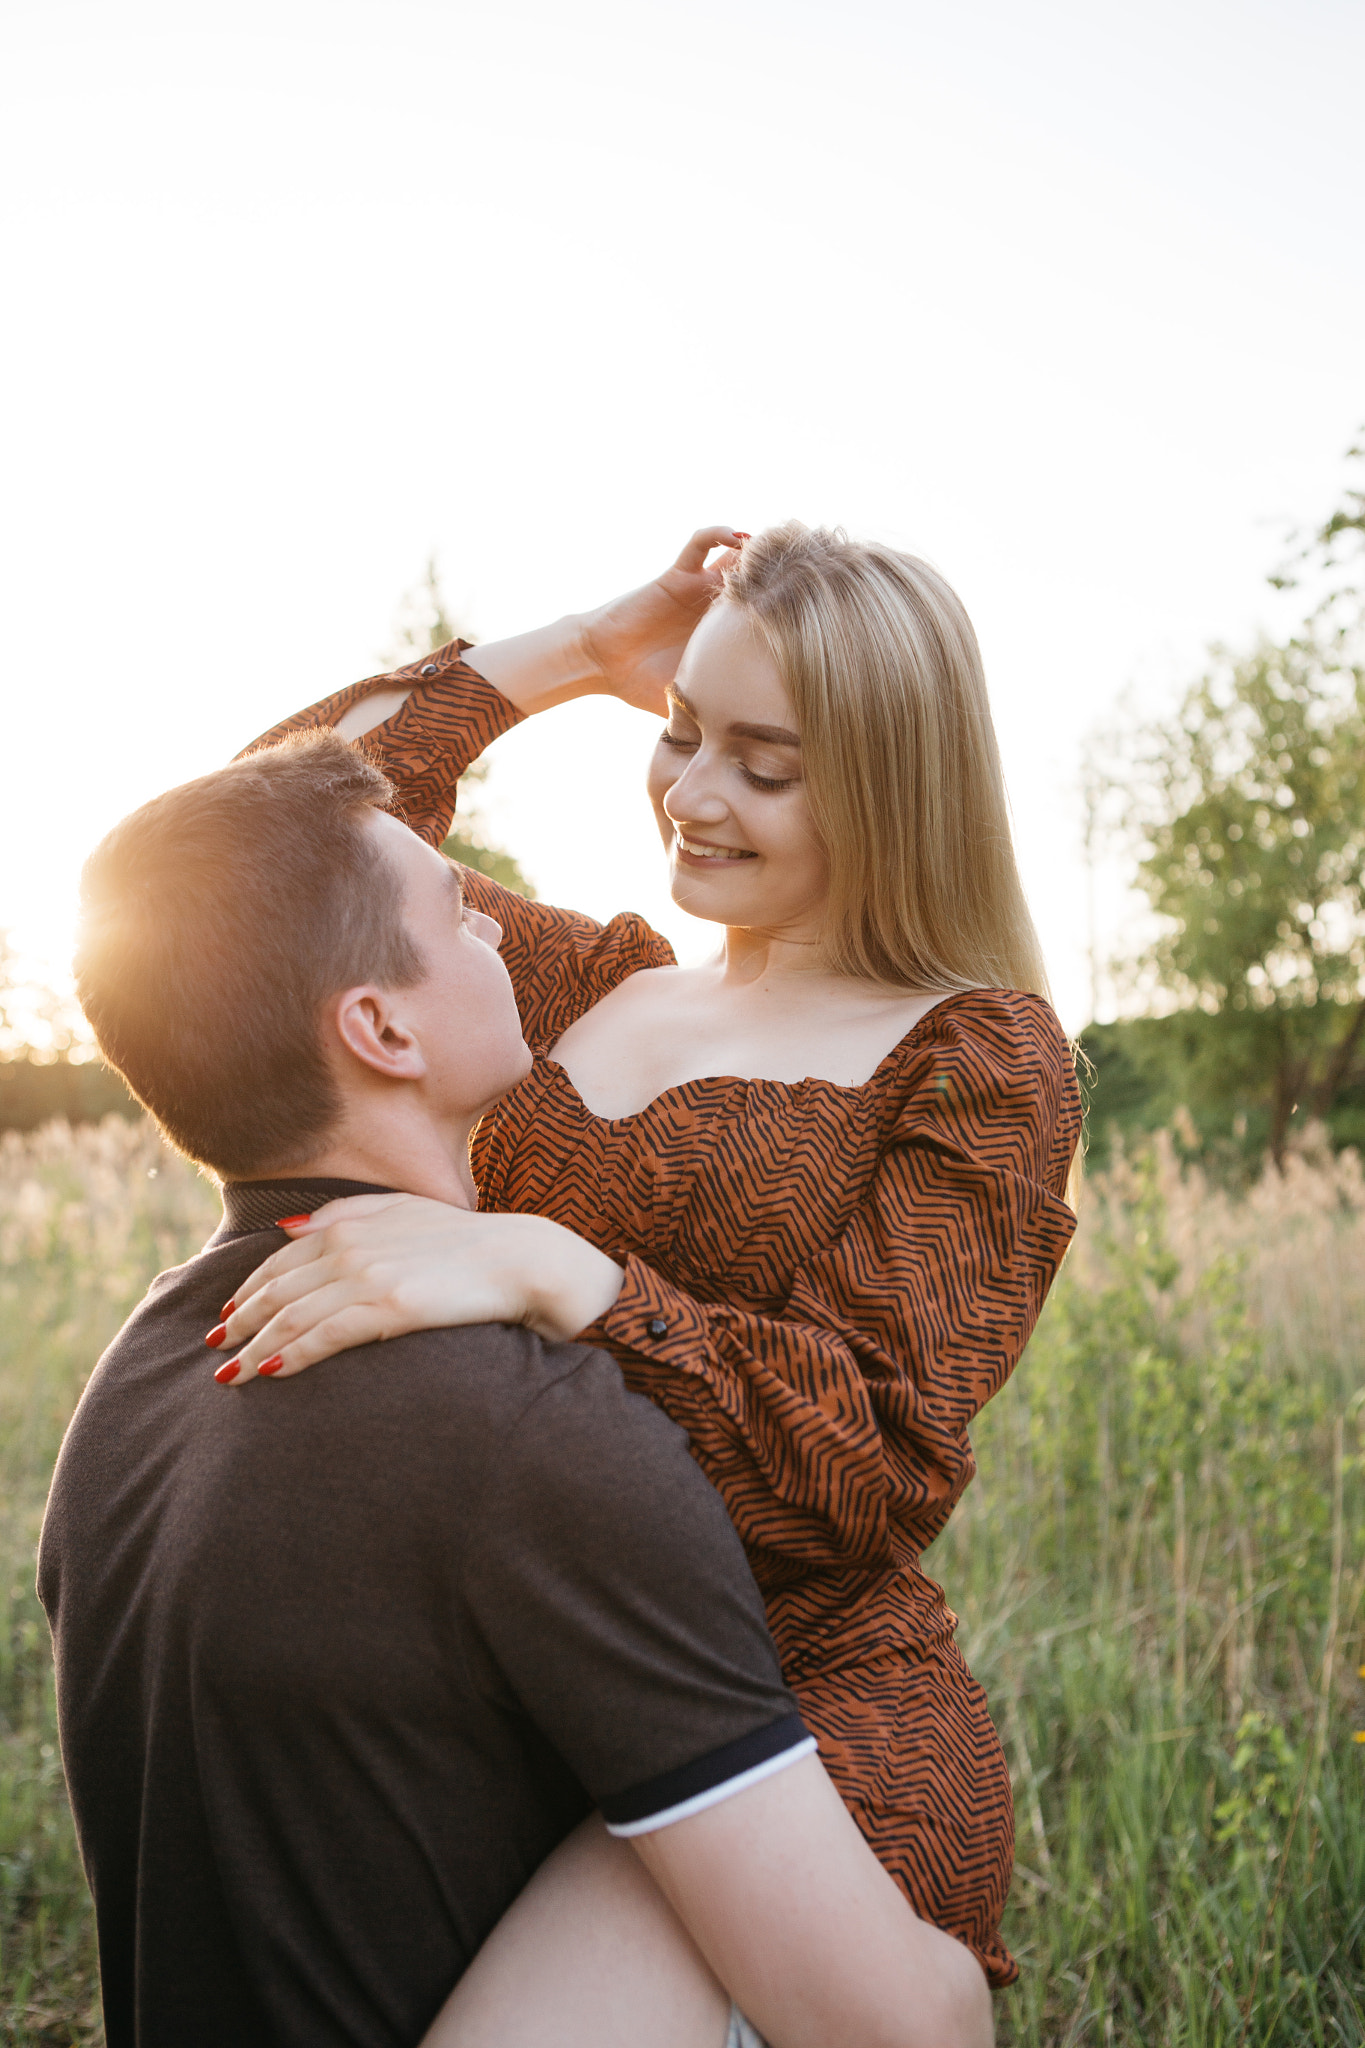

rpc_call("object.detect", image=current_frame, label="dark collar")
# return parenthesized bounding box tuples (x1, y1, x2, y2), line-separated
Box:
(217, 1178, 397, 1239)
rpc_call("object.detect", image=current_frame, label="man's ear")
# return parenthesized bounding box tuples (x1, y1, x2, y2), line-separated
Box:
(328, 985, 428, 1082)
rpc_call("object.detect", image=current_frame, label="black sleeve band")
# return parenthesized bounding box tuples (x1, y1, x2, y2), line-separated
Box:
(601, 1712, 816, 1836)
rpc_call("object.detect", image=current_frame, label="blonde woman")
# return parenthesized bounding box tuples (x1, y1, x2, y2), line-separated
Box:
(223, 524, 1082, 2011)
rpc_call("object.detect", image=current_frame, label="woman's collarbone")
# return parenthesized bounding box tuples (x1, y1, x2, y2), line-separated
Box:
(548, 978, 958, 1117)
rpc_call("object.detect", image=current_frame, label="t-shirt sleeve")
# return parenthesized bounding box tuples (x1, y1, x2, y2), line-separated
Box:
(458, 1348, 813, 1835)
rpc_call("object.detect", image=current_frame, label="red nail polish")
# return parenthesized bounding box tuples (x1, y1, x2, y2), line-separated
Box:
(220, 1299, 236, 1319)
(214, 1360, 240, 1384)
(257, 1356, 284, 1377)
(275, 1214, 311, 1229)
(205, 1325, 228, 1349)
(732, 531, 751, 541)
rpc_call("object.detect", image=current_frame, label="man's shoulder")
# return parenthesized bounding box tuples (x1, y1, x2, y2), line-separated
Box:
(342, 1323, 705, 1549)
(56, 1222, 697, 1537)
(366, 1322, 686, 1465)
(66, 1230, 644, 1456)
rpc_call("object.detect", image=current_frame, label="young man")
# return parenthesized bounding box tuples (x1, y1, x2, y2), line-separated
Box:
(40, 629, 992, 2048)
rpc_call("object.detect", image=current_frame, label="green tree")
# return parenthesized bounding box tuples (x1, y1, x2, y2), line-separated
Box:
(384, 559, 536, 901)
(1123, 636, 1365, 1163)
(1270, 429, 1365, 644)
(1097, 442, 1365, 1168)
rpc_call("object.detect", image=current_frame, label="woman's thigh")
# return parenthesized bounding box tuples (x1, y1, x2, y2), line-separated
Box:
(420, 1815, 734, 2048)
(796, 1645, 1018, 1989)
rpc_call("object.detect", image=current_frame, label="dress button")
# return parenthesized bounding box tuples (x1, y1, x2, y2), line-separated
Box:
(419, 662, 439, 677)
(647, 1317, 669, 1338)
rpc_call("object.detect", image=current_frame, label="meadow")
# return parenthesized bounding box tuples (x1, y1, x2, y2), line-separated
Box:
(0, 1116, 1360, 2046)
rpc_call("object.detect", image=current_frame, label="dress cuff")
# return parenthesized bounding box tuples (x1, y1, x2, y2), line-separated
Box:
(374, 641, 526, 755)
(582, 1254, 712, 1367)
(235, 638, 522, 760)
(335, 643, 526, 847)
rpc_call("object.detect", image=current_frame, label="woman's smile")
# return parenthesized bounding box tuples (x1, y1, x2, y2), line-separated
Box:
(673, 831, 757, 865)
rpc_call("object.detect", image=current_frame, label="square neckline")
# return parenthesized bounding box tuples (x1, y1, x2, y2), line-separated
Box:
(541, 986, 1003, 1129)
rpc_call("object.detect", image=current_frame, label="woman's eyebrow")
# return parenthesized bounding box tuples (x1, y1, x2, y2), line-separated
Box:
(670, 687, 800, 748)
(729, 721, 801, 747)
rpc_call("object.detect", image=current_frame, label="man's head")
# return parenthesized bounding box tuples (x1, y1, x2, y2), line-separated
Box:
(75, 732, 528, 1180)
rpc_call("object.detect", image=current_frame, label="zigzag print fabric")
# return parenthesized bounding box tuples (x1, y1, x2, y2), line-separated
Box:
(245, 646, 1084, 1985)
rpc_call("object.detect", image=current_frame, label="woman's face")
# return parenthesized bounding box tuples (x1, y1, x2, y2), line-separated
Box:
(646, 603, 829, 939)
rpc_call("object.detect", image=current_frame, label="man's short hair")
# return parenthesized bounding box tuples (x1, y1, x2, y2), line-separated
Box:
(75, 731, 426, 1178)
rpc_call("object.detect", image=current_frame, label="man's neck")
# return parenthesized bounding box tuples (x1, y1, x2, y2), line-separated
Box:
(237, 1109, 478, 1210)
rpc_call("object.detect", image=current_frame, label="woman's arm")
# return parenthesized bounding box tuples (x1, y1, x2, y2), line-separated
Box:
(244, 637, 677, 1047)
(238, 638, 520, 849)
(330, 618, 603, 751)
(239, 528, 739, 1042)
(253, 525, 744, 759)
(216, 1198, 627, 1365)
(472, 525, 743, 716)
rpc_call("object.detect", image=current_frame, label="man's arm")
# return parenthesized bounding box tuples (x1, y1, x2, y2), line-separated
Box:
(423, 1764, 990, 2048)
(634, 1753, 993, 2048)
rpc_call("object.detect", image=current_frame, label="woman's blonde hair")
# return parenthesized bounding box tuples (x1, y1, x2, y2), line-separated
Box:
(722, 522, 1051, 1002)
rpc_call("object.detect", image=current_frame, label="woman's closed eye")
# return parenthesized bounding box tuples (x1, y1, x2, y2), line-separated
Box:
(658, 726, 796, 792)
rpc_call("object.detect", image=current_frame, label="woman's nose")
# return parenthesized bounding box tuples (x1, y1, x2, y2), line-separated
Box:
(662, 753, 728, 825)
(469, 910, 503, 950)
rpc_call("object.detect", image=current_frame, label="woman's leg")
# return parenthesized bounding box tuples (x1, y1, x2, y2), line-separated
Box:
(420, 1814, 735, 2048)
(797, 1645, 1018, 1989)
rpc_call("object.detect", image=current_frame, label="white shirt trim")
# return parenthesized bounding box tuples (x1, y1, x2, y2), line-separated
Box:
(604, 1734, 817, 1838)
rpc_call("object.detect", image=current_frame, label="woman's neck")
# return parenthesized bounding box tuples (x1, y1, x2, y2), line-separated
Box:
(716, 922, 833, 988)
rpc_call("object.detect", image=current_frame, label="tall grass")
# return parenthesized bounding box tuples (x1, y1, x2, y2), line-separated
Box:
(932, 1130, 1365, 2044)
(0, 1118, 1360, 2044)
(0, 1120, 218, 2046)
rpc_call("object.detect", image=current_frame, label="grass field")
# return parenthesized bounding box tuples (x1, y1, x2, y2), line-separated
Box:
(0, 1116, 1361, 2045)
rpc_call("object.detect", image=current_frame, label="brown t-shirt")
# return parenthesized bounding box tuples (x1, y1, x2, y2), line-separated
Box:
(38, 1180, 807, 2048)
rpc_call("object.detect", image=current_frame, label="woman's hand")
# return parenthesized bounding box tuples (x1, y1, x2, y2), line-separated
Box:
(208, 1193, 624, 1384)
(445, 527, 744, 725)
(579, 526, 744, 716)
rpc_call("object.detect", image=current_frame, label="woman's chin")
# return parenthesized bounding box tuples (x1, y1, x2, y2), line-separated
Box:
(668, 869, 740, 925)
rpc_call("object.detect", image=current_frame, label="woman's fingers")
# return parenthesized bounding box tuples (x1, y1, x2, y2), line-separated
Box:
(207, 1199, 562, 1386)
(227, 1231, 329, 1312)
(215, 1289, 397, 1383)
(226, 1193, 416, 1310)
(214, 1248, 350, 1345)
(577, 527, 748, 711)
(671, 526, 747, 575)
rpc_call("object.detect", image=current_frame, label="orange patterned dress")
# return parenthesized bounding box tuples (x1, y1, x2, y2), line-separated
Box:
(250, 643, 1082, 1985)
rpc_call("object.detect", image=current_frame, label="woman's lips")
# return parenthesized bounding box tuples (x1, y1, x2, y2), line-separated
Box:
(674, 833, 757, 868)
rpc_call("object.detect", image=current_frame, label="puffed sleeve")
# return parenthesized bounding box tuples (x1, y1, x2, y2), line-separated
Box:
(239, 643, 675, 1046)
(239, 639, 523, 847)
(581, 994, 1082, 1582)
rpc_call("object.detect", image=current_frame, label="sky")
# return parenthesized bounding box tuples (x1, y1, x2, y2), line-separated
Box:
(2, 0, 1362, 1034)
